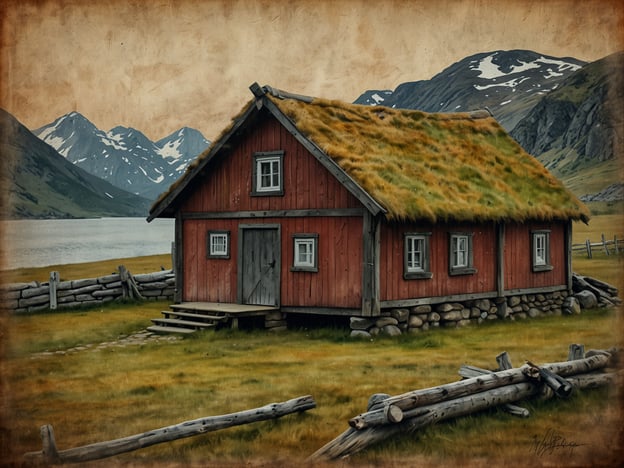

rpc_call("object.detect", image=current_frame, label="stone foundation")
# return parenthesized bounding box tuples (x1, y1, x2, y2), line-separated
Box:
(265, 311, 288, 331)
(350, 291, 581, 338)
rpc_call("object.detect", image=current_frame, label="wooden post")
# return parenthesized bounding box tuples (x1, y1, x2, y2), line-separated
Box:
(568, 344, 585, 361)
(49, 271, 59, 310)
(494, 352, 530, 417)
(614, 235, 619, 254)
(118, 265, 144, 300)
(40, 424, 61, 464)
(495, 351, 513, 371)
(25, 395, 316, 464)
(601, 233, 610, 255)
(585, 239, 592, 258)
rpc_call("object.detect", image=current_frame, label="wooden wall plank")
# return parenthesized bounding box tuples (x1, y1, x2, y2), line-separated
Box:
(379, 221, 498, 302)
(504, 222, 566, 291)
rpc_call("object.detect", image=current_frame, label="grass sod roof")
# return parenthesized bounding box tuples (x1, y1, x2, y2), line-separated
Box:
(269, 95, 590, 223)
(149, 88, 590, 224)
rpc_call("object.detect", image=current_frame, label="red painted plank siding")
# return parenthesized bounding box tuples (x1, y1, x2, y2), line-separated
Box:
(504, 222, 566, 290)
(182, 217, 362, 308)
(379, 222, 498, 301)
(182, 219, 238, 302)
(180, 115, 362, 214)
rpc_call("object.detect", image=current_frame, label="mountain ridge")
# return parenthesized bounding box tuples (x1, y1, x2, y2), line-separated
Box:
(35, 113, 210, 200)
(355, 49, 586, 131)
(0, 109, 151, 219)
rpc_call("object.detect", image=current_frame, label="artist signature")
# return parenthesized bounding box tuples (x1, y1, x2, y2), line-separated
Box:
(531, 428, 586, 456)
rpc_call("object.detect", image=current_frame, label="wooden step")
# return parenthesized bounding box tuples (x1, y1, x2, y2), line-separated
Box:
(147, 325, 197, 335)
(161, 310, 228, 321)
(171, 302, 278, 315)
(151, 318, 217, 329)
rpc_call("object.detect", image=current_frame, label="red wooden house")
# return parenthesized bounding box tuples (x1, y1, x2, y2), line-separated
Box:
(147, 84, 589, 333)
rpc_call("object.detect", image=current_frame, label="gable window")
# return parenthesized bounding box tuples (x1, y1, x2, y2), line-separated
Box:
(532, 230, 553, 272)
(449, 232, 476, 275)
(207, 230, 230, 259)
(404, 233, 432, 279)
(252, 151, 284, 196)
(291, 233, 318, 272)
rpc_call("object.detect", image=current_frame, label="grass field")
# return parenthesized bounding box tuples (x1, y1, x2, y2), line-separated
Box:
(1, 215, 623, 466)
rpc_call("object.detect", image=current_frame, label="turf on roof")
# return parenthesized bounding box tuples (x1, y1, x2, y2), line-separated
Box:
(270, 96, 590, 223)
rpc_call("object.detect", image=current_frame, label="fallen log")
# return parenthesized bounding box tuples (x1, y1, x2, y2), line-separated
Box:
(352, 353, 611, 431)
(372, 353, 609, 414)
(310, 349, 618, 462)
(459, 352, 530, 418)
(25, 395, 316, 464)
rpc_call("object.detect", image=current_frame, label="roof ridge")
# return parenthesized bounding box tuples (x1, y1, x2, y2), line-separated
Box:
(249, 82, 314, 103)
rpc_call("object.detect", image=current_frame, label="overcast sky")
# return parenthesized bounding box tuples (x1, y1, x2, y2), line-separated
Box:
(1, 0, 623, 141)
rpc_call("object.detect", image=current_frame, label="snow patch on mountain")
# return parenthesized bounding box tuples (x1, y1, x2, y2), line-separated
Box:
(471, 54, 539, 79)
(474, 76, 531, 90)
(470, 52, 583, 80)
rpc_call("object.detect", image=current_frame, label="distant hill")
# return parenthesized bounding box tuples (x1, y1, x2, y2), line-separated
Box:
(34, 113, 210, 200)
(510, 51, 624, 198)
(354, 50, 586, 131)
(0, 109, 151, 219)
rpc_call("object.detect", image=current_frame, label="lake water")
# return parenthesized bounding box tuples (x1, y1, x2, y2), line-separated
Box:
(1, 217, 174, 270)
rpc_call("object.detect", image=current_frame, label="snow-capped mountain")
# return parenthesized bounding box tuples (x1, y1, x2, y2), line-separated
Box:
(0, 109, 151, 219)
(156, 127, 209, 176)
(354, 50, 586, 131)
(34, 113, 210, 200)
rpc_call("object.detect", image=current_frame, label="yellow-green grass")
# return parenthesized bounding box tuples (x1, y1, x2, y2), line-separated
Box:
(1, 308, 621, 466)
(0, 253, 171, 284)
(573, 215, 624, 290)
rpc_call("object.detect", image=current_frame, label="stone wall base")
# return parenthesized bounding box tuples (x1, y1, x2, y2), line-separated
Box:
(350, 291, 582, 338)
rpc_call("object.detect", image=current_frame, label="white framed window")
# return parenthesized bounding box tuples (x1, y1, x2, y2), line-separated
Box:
(252, 151, 284, 195)
(449, 232, 476, 275)
(291, 233, 318, 272)
(532, 230, 552, 272)
(207, 230, 230, 259)
(404, 233, 432, 279)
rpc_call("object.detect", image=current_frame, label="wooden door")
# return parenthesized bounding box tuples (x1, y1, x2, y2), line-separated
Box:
(238, 225, 280, 306)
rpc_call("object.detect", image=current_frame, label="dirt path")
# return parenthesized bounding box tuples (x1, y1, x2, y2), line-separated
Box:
(34, 330, 181, 357)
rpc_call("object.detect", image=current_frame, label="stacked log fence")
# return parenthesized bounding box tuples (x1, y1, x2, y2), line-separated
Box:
(0, 266, 176, 314)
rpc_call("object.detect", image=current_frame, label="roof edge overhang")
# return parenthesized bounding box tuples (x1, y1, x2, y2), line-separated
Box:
(146, 97, 260, 222)
(148, 83, 387, 222)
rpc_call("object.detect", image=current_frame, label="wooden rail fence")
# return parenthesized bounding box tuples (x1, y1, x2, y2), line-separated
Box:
(572, 233, 623, 258)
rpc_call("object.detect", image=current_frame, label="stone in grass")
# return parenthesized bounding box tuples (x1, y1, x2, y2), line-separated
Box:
(574, 290, 598, 309)
(350, 317, 374, 330)
(563, 296, 581, 315)
(381, 324, 402, 336)
(350, 329, 372, 339)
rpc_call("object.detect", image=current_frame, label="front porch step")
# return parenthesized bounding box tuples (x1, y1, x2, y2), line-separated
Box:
(151, 317, 217, 330)
(149, 302, 281, 335)
(171, 302, 278, 315)
(147, 325, 197, 335)
(161, 310, 228, 322)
